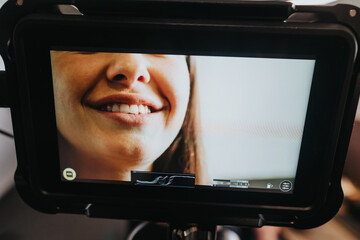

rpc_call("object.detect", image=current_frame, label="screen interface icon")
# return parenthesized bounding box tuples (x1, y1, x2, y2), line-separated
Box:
(63, 168, 76, 181)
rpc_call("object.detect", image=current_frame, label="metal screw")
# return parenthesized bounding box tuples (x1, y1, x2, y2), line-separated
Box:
(349, 9, 357, 17)
(16, 0, 23, 6)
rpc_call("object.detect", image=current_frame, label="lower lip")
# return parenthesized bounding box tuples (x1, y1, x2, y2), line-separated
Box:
(89, 107, 159, 126)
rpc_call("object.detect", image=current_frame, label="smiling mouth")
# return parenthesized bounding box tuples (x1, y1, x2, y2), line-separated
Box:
(86, 94, 165, 120)
(94, 103, 155, 115)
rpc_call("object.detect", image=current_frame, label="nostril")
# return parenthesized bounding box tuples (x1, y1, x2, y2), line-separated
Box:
(113, 74, 127, 81)
(137, 75, 146, 82)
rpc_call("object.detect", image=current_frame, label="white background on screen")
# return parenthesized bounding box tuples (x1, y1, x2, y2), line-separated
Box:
(195, 56, 315, 180)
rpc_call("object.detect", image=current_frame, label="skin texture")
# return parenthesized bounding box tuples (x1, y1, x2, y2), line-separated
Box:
(51, 52, 190, 181)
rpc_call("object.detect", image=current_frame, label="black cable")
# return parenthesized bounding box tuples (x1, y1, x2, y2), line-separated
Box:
(0, 129, 14, 138)
(126, 222, 150, 240)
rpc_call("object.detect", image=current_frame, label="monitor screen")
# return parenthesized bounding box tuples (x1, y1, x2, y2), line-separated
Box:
(50, 51, 315, 193)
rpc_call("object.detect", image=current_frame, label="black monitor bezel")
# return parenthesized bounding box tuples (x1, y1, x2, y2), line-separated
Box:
(12, 14, 356, 212)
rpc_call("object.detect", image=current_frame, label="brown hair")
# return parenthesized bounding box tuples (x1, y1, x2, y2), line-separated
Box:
(152, 57, 208, 184)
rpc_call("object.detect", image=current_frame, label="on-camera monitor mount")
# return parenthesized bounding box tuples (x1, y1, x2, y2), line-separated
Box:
(1, 0, 360, 238)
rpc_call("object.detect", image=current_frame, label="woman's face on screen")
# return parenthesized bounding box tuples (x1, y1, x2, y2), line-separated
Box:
(51, 52, 190, 172)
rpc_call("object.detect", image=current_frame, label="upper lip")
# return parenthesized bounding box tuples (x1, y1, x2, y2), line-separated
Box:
(85, 93, 164, 111)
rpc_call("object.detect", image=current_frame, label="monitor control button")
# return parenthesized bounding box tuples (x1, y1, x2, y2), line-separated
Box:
(279, 180, 292, 192)
(63, 168, 76, 181)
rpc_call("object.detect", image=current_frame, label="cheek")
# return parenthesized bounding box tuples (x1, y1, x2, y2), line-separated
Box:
(167, 69, 191, 122)
(151, 60, 190, 113)
(53, 61, 102, 107)
(52, 60, 104, 140)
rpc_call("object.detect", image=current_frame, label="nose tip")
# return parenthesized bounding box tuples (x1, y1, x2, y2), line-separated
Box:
(106, 54, 150, 87)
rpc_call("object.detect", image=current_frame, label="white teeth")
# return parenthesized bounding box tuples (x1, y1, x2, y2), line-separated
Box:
(138, 104, 145, 114)
(119, 104, 130, 113)
(105, 104, 152, 114)
(129, 105, 138, 114)
(106, 105, 112, 112)
(112, 104, 120, 112)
